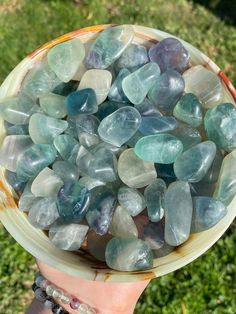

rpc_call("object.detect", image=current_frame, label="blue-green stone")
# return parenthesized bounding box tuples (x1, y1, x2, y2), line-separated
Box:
(174, 141, 216, 183)
(86, 25, 134, 69)
(191, 197, 227, 232)
(98, 106, 141, 147)
(16, 144, 57, 181)
(39, 93, 67, 118)
(118, 186, 146, 216)
(202, 149, 223, 183)
(75, 114, 100, 136)
(122, 62, 161, 105)
(18, 181, 40, 211)
(52, 161, 79, 182)
(164, 181, 192, 246)
(139, 115, 177, 135)
(190, 181, 216, 197)
(126, 130, 143, 148)
(4, 122, 29, 135)
(108, 68, 130, 103)
(135, 134, 183, 164)
(78, 132, 100, 148)
(86, 186, 116, 235)
(5, 170, 26, 193)
(173, 93, 202, 127)
(105, 237, 153, 271)
(65, 88, 98, 115)
(204, 103, 236, 151)
(95, 100, 126, 121)
(134, 98, 162, 117)
(144, 179, 166, 222)
(155, 163, 176, 185)
(53, 134, 79, 164)
(53, 80, 79, 96)
(143, 220, 165, 250)
(29, 113, 68, 144)
(78, 176, 105, 191)
(57, 181, 90, 223)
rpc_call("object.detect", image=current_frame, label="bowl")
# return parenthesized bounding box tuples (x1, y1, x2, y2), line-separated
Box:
(0, 24, 236, 282)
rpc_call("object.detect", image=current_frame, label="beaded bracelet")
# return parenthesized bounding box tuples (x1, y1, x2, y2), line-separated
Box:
(32, 272, 97, 314)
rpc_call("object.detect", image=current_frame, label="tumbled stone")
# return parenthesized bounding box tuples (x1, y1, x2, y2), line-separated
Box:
(190, 181, 216, 197)
(95, 100, 125, 120)
(4, 122, 29, 135)
(98, 106, 141, 147)
(18, 181, 40, 211)
(110, 206, 138, 238)
(122, 62, 160, 105)
(5, 170, 26, 193)
(65, 116, 78, 139)
(135, 134, 183, 164)
(108, 69, 130, 102)
(126, 130, 143, 148)
(86, 25, 134, 69)
(39, 93, 67, 118)
(49, 221, 89, 251)
(183, 65, 222, 108)
(144, 179, 166, 222)
(53, 80, 79, 96)
(164, 181, 192, 246)
(114, 43, 149, 72)
(52, 161, 79, 182)
(86, 186, 116, 235)
(0, 135, 32, 172)
(65, 88, 98, 115)
(173, 93, 202, 127)
(47, 38, 85, 82)
(105, 237, 153, 271)
(72, 62, 87, 81)
(78, 176, 105, 190)
(75, 114, 100, 136)
(133, 215, 149, 238)
(79, 132, 100, 148)
(28, 197, 59, 229)
(149, 37, 189, 73)
(87, 230, 113, 262)
(118, 186, 146, 216)
(155, 163, 176, 185)
(202, 149, 223, 183)
(57, 181, 90, 223)
(31, 167, 63, 197)
(174, 141, 216, 182)
(204, 103, 236, 151)
(139, 115, 177, 135)
(143, 220, 165, 250)
(191, 197, 227, 232)
(134, 98, 162, 117)
(118, 148, 156, 188)
(148, 69, 185, 113)
(53, 134, 80, 164)
(29, 113, 68, 144)
(16, 144, 57, 181)
(78, 69, 112, 105)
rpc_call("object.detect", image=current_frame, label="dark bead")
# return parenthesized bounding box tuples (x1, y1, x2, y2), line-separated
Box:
(31, 283, 38, 292)
(52, 304, 63, 314)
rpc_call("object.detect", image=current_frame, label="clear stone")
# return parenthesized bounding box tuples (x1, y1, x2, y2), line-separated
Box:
(46, 284, 56, 296)
(110, 206, 138, 238)
(118, 186, 146, 216)
(79, 303, 90, 313)
(39, 93, 67, 118)
(78, 176, 105, 190)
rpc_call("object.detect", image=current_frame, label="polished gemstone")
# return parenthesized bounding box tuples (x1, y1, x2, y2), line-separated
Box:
(125, 130, 143, 148)
(5, 170, 26, 193)
(78, 176, 105, 190)
(118, 186, 146, 216)
(143, 220, 165, 250)
(53, 80, 79, 97)
(95, 100, 125, 120)
(53, 134, 80, 164)
(98, 106, 141, 147)
(155, 163, 176, 185)
(75, 114, 100, 136)
(105, 237, 153, 271)
(87, 230, 113, 262)
(39, 93, 67, 118)
(78, 133, 100, 148)
(174, 141, 216, 182)
(18, 181, 40, 211)
(86, 25, 134, 69)
(139, 115, 177, 135)
(110, 206, 138, 238)
(118, 148, 156, 188)
(122, 62, 160, 105)
(135, 134, 183, 164)
(164, 181, 192, 246)
(29, 113, 68, 144)
(4, 122, 29, 135)
(190, 181, 216, 198)
(65, 88, 98, 115)
(134, 98, 162, 117)
(202, 149, 223, 183)
(52, 161, 79, 182)
(108, 68, 130, 103)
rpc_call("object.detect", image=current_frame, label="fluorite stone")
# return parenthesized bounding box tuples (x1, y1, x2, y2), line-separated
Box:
(108, 69, 130, 103)
(53, 80, 79, 97)
(190, 181, 216, 197)
(65, 89, 98, 115)
(52, 161, 79, 182)
(191, 197, 227, 232)
(53, 134, 80, 164)
(65, 116, 78, 139)
(95, 100, 125, 120)
(105, 237, 153, 271)
(72, 62, 87, 81)
(28, 197, 59, 229)
(47, 38, 85, 83)
(149, 37, 189, 73)
(118, 148, 156, 188)
(87, 230, 113, 262)
(133, 215, 149, 238)
(122, 62, 161, 105)
(18, 181, 40, 211)
(86, 186, 116, 235)
(135, 134, 183, 164)
(5, 170, 26, 193)
(78, 69, 112, 105)
(16, 144, 57, 181)
(214, 150, 236, 205)
(139, 115, 177, 135)
(75, 114, 100, 136)
(174, 141, 216, 182)
(144, 179, 166, 222)
(98, 106, 141, 147)
(202, 149, 223, 183)
(134, 98, 162, 117)
(79, 133, 100, 148)
(126, 130, 143, 148)
(57, 181, 90, 223)
(155, 163, 176, 185)
(114, 43, 149, 72)
(29, 113, 68, 144)
(78, 176, 105, 190)
(204, 103, 236, 151)
(49, 221, 89, 251)
(39, 93, 67, 118)
(148, 69, 185, 113)
(164, 181, 192, 246)
(173, 93, 202, 127)
(142, 220, 165, 250)
(31, 167, 63, 197)
(118, 186, 146, 216)
(86, 25, 134, 69)
(4, 122, 29, 135)
(110, 206, 138, 238)
(0, 135, 33, 172)
(183, 65, 222, 108)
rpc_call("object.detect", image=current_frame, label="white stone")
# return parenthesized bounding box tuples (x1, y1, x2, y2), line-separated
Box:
(110, 206, 138, 238)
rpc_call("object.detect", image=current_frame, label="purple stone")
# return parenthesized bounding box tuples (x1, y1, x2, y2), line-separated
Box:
(70, 297, 81, 310)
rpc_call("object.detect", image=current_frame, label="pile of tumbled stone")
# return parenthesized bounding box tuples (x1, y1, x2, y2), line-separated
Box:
(0, 25, 234, 271)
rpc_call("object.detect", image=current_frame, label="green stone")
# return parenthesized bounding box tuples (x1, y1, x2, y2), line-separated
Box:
(52, 161, 79, 182)
(173, 93, 202, 127)
(134, 134, 183, 164)
(53, 134, 80, 164)
(4, 122, 29, 135)
(110, 206, 138, 238)
(202, 149, 223, 183)
(78, 176, 105, 190)
(18, 181, 40, 211)
(118, 186, 146, 216)
(108, 68, 130, 103)
(39, 93, 67, 118)
(95, 100, 125, 120)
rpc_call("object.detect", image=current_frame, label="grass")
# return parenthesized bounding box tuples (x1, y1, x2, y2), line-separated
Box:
(0, 0, 235, 313)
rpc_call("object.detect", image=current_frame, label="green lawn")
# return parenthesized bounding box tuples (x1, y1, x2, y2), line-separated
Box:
(0, 0, 235, 313)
